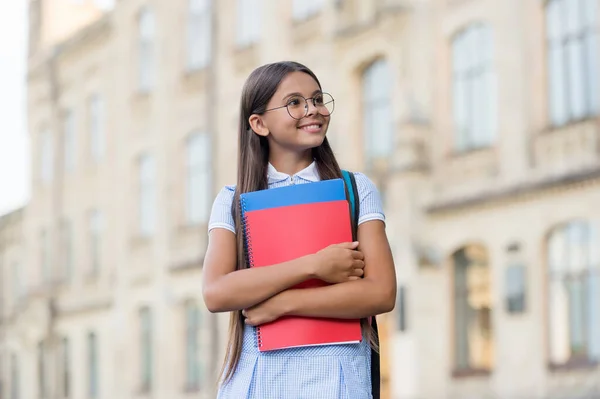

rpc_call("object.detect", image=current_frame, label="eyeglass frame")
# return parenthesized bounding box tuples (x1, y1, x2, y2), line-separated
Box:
(260, 92, 335, 120)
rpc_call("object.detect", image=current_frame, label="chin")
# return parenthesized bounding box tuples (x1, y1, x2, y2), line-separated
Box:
(301, 135, 326, 150)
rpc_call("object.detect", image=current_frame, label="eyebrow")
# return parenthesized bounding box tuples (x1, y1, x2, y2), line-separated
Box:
(282, 89, 322, 102)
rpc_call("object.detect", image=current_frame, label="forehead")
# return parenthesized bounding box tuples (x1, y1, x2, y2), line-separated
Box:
(274, 71, 320, 98)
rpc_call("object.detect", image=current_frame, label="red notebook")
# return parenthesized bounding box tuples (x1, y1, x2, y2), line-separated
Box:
(241, 180, 362, 352)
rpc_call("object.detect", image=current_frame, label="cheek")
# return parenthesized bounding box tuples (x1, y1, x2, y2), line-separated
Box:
(266, 114, 296, 135)
(274, 117, 298, 135)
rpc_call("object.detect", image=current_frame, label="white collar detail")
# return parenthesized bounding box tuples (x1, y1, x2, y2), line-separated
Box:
(267, 161, 320, 184)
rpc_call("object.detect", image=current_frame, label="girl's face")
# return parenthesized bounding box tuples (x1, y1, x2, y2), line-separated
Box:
(250, 71, 331, 155)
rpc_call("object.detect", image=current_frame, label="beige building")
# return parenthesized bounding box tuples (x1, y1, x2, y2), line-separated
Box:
(2, 0, 600, 398)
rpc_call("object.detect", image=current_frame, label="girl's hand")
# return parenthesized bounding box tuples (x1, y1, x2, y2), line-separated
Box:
(243, 293, 288, 326)
(313, 242, 365, 284)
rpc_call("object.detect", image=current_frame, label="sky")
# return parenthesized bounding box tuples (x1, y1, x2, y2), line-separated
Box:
(0, 0, 29, 217)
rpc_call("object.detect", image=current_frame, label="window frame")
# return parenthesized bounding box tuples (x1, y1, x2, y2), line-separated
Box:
(138, 154, 156, 236)
(63, 110, 76, 172)
(451, 245, 494, 376)
(545, 0, 599, 127)
(450, 23, 497, 152)
(138, 6, 156, 92)
(546, 221, 600, 369)
(185, 132, 212, 225)
(140, 307, 153, 392)
(236, 0, 261, 47)
(184, 301, 201, 391)
(89, 93, 105, 161)
(186, 0, 212, 71)
(88, 332, 98, 398)
(362, 58, 394, 161)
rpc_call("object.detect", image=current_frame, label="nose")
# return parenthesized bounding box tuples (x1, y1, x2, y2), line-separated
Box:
(305, 98, 318, 116)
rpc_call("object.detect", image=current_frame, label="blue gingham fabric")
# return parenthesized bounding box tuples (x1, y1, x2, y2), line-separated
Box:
(208, 161, 385, 399)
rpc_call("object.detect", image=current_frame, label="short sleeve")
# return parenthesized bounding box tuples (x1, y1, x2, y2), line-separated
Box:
(353, 172, 385, 225)
(208, 185, 236, 234)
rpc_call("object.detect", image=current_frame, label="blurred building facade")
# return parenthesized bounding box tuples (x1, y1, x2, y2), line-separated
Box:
(1, 0, 600, 398)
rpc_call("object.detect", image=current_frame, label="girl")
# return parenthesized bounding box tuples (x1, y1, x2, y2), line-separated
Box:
(203, 61, 396, 399)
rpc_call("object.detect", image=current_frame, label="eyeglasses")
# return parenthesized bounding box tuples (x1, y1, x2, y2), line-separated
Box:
(263, 92, 335, 120)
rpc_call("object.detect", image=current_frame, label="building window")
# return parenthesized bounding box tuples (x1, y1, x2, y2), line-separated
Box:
(89, 210, 103, 275)
(40, 129, 54, 184)
(40, 229, 51, 283)
(61, 338, 70, 398)
(64, 110, 76, 172)
(12, 261, 22, 303)
(452, 244, 494, 373)
(397, 285, 407, 332)
(505, 242, 527, 314)
(292, 0, 323, 20)
(10, 353, 19, 399)
(236, 0, 260, 47)
(452, 23, 496, 152)
(37, 342, 46, 399)
(138, 154, 156, 236)
(362, 59, 393, 160)
(140, 307, 153, 392)
(89, 94, 105, 161)
(187, 0, 212, 70)
(61, 219, 73, 282)
(138, 6, 155, 92)
(88, 332, 98, 398)
(547, 221, 600, 367)
(546, 0, 599, 127)
(185, 301, 201, 390)
(0, 354, 3, 399)
(505, 264, 527, 314)
(186, 132, 211, 225)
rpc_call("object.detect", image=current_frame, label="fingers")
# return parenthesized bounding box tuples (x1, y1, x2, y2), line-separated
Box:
(351, 250, 364, 260)
(242, 309, 256, 326)
(343, 267, 364, 282)
(332, 241, 359, 249)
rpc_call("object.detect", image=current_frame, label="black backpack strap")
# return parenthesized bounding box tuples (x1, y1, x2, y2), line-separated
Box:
(341, 170, 381, 399)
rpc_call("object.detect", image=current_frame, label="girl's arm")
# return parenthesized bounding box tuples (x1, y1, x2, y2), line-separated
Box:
(243, 220, 396, 324)
(202, 229, 315, 313)
(285, 220, 396, 318)
(202, 229, 364, 313)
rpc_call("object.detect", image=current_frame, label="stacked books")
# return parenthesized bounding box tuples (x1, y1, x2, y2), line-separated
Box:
(240, 178, 362, 352)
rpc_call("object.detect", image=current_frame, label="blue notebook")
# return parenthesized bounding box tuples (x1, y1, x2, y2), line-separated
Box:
(240, 178, 347, 212)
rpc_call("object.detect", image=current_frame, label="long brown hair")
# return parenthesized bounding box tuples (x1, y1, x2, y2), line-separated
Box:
(220, 61, 378, 383)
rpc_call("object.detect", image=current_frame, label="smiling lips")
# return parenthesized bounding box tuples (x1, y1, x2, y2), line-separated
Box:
(298, 123, 323, 133)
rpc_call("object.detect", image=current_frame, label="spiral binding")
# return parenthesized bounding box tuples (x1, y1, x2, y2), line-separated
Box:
(240, 195, 263, 349)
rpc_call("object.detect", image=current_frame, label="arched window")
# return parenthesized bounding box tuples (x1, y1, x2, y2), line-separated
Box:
(452, 244, 494, 373)
(451, 23, 496, 152)
(139, 307, 153, 392)
(138, 153, 156, 236)
(185, 132, 211, 224)
(89, 93, 105, 161)
(187, 0, 212, 70)
(10, 353, 19, 399)
(138, 7, 155, 91)
(237, 0, 261, 46)
(547, 221, 600, 367)
(545, 0, 599, 126)
(185, 301, 202, 390)
(362, 59, 394, 161)
(87, 332, 98, 398)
